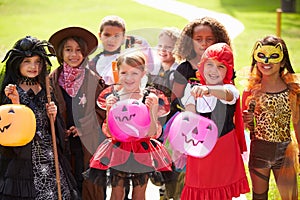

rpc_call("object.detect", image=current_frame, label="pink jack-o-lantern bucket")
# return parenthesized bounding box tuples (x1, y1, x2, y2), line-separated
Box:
(168, 111, 218, 158)
(108, 99, 151, 142)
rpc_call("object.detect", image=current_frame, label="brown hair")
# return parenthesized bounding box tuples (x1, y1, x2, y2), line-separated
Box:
(99, 15, 126, 34)
(117, 51, 146, 72)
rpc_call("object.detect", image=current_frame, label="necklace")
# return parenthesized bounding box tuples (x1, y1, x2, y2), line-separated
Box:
(18, 76, 38, 85)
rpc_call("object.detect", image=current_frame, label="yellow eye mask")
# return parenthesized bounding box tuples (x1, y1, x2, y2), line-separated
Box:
(253, 42, 283, 64)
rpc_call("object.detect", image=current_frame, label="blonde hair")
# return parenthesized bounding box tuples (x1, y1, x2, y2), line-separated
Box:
(158, 27, 180, 42)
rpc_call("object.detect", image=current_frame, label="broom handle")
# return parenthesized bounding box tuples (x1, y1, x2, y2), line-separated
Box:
(45, 75, 62, 200)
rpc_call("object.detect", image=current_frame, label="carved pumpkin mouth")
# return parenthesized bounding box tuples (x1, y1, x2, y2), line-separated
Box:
(181, 132, 204, 146)
(0, 124, 11, 133)
(115, 114, 136, 122)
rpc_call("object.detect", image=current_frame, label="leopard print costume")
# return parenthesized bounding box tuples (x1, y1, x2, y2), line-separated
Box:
(253, 89, 291, 142)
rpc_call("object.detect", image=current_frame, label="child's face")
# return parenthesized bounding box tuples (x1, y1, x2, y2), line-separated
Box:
(62, 39, 84, 68)
(203, 58, 227, 85)
(20, 55, 42, 78)
(118, 62, 145, 92)
(100, 25, 125, 53)
(192, 25, 216, 58)
(157, 34, 176, 65)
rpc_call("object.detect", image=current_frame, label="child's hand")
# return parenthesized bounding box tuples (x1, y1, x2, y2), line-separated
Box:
(46, 101, 57, 120)
(4, 84, 19, 104)
(242, 110, 254, 124)
(144, 92, 158, 109)
(243, 110, 255, 131)
(66, 126, 81, 137)
(190, 85, 209, 98)
(106, 94, 118, 110)
(145, 93, 159, 138)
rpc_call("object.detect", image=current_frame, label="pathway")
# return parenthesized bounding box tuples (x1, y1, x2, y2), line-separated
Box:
(134, 0, 244, 39)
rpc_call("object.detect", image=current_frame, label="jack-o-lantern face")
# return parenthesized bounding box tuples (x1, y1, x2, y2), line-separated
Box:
(0, 104, 36, 146)
(108, 99, 151, 142)
(167, 111, 218, 158)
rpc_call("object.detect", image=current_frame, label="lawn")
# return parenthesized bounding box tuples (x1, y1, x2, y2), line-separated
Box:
(0, 0, 299, 199)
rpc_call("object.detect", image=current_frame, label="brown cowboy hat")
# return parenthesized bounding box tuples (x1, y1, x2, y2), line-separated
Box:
(49, 26, 98, 56)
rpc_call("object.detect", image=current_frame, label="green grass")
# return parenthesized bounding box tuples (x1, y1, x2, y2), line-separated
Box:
(0, 0, 299, 199)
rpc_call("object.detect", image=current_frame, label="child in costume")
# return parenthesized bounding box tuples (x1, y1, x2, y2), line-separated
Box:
(171, 16, 232, 108)
(86, 51, 172, 200)
(89, 15, 154, 85)
(88, 15, 155, 199)
(89, 15, 126, 85)
(180, 42, 250, 199)
(0, 36, 79, 199)
(146, 27, 181, 200)
(170, 17, 233, 198)
(147, 27, 180, 120)
(48, 27, 107, 200)
(242, 35, 299, 200)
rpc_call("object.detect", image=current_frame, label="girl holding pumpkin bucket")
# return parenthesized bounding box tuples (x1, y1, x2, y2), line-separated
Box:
(0, 36, 79, 199)
(179, 43, 250, 199)
(85, 50, 172, 200)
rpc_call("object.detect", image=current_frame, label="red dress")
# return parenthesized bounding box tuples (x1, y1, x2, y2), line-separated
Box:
(181, 130, 250, 200)
(90, 137, 172, 173)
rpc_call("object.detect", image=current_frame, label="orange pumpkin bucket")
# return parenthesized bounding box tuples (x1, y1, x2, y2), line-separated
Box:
(0, 104, 36, 146)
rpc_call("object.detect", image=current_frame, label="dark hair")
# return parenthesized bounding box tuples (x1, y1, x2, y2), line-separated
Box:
(251, 35, 294, 74)
(174, 16, 231, 61)
(0, 36, 54, 103)
(56, 36, 88, 65)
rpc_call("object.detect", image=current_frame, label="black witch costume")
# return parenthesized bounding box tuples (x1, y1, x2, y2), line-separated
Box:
(0, 36, 80, 200)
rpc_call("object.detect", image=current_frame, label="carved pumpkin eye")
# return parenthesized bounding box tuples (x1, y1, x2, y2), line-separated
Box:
(122, 106, 127, 112)
(132, 100, 139, 105)
(192, 127, 198, 135)
(206, 124, 212, 130)
(8, 108, 15, 114)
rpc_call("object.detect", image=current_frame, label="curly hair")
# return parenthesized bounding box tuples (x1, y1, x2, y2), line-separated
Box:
(158, 27, 181, 43)
(173, 17, 231, 62)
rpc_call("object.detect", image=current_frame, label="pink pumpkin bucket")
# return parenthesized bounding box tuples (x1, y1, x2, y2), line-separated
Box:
(108, 99, 151, 142)
(167, 111, 218, 158)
